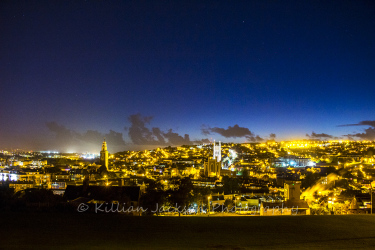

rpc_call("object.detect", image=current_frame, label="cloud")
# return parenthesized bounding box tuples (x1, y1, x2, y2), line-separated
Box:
(201, 125, 211, 136)
(46, 122, 126, 152)
(151, 127, 166, 144)
(338, 120, 375, 140)
(200, 138, 211, 144)
(81, 130, 103, 144)
(105, 130, 126, 147)
(247, 135, 264, 142)
(45, 122, 79, 148)
(269, 133, 276, 140)
(211, 125, 253, 138)
(255, 135, 264, 141)
(338, 120, 375, 127)
(345, 127, 375, 140)
(306, 132, 333, 139)
(162, 129, 191, 145)
(46, 122, 75, 140)
(191, 138, 211, 144)
(202, 124, 254, 138)
(201, 124, 265, 142)
(127, 114, 207, 146)
(127, 114, 160, 145)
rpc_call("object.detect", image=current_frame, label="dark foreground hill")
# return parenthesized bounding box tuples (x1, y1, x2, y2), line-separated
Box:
(2, 212, 375, 249)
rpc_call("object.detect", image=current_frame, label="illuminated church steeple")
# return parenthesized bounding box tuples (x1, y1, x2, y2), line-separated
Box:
(204, 140, 222, 177)
(100, 139, 109, 170)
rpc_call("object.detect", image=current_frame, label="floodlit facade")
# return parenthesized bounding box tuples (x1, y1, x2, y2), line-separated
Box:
(100, 140, 109, 170)
(204, 141, 222, 177)
(284, 181, 301, 200)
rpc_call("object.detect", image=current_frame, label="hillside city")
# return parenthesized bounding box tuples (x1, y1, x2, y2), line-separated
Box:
(1, 139, 375, 215)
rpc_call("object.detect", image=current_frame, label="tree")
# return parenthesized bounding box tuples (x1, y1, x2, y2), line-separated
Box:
(328, 156, 338, 165)
(222, 176, 240, 194)
(140, 181, 166, 215)
(302, 172, 321, 188)
(326, 166, 337, 175)
(167, 178, 193, 215)
(98, 165, 108, 177)
(242, 169, 250, 178)
(224, 199, 234, 212)
(357, 170, 364, 179)
(192, 187, 211, 214)
(0, 186, 14, 210)
(262, 175, 270, 182)
(335, 179, 349, 189)
(19, 189, 63, 206)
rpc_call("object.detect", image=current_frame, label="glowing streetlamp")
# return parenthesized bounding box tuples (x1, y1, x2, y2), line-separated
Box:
(104, 175, 108, 186)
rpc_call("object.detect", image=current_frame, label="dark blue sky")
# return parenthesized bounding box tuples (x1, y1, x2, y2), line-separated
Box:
(1, 0, 375, 152)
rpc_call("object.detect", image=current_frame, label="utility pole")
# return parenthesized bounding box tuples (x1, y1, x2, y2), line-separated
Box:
(208, 196, 211, 216)
(371, 181, 375, 215)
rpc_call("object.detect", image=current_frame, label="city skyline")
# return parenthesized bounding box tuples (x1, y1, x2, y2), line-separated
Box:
(3, 2, 375, 248)
(1, 1, 374, 152)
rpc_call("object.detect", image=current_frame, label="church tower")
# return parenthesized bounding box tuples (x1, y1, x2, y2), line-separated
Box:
(100, 139, 109, 170)
(204, 141, 222, 177)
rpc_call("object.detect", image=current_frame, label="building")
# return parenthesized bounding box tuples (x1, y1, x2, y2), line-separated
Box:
(64, 185, 142, 212)
(204, 141, 222, 177)
(100, 140, 109, 170)
(284, 180, 301, 200)
(260, 202, 296, 216)
(204, 158, 221, 177)
(8, 181, 34, 193)
(271, 157, 313, 167)
(283, 180, 310, 215)
(260, 181, 310, 215)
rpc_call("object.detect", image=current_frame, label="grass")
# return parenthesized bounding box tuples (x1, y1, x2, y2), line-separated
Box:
(2, 212, 375, 249)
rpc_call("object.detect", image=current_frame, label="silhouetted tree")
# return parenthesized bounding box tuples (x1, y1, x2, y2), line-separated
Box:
(140, 180, 166, 215)
(192, 187, 211, 213)
(222, 176, 240, 194)
(224, 199, 234, 211)
(168, 178, 193, 215)
(302, 172, 321, 188)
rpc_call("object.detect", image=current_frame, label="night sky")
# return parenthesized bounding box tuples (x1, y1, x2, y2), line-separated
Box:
(1, 0, 375, 152)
